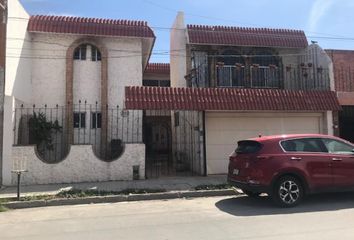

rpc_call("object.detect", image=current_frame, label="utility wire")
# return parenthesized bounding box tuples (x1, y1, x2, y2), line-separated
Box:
(7, 16, 354, 41)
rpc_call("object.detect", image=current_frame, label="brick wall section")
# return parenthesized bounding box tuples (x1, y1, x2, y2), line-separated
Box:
(66, 38, 108, 145)
(326, 49, 354, 92)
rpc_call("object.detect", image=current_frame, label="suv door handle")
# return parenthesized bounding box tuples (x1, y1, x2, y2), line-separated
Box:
(290, 157, 302, 161)
(332, 158, 342, 161)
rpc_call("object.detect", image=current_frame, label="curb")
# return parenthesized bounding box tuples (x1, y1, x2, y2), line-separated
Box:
(2, 189, 237, 209)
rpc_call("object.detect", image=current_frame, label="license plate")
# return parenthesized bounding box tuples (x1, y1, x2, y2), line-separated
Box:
(233, 169, 239, 175)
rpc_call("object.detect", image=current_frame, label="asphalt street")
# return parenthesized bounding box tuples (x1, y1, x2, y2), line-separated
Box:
(1, 193, 354, 240)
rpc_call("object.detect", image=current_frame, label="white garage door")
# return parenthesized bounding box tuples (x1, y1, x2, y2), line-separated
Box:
(205, 112, 322, 174)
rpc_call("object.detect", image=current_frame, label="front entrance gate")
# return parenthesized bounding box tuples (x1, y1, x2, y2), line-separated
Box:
(143, 110, 205, 178)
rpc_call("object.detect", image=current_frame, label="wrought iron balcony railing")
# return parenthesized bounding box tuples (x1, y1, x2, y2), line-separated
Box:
(216, 65, 281, 88)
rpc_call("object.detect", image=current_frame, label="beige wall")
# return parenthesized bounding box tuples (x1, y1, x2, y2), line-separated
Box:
(205, 111, 329, 175)
(170, 12, 187, 88)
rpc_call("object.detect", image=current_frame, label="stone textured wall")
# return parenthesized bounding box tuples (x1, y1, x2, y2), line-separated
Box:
(11, 144, 145, 185)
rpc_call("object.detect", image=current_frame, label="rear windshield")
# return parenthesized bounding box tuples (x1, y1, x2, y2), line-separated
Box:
(236, 140, 262, 154)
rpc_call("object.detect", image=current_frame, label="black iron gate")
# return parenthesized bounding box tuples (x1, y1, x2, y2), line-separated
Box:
(144, 110, 205, 178)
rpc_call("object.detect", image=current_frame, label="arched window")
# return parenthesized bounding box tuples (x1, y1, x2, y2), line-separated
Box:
(73, 44, 101, 61)
(91, 45, 102, 61)
(73, 44, 87, 60)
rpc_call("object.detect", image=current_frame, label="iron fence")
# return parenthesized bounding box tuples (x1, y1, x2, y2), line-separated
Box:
(14, 104, 143, 162)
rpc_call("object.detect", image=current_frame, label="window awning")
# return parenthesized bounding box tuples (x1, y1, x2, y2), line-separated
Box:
(125, 86, 341, 111)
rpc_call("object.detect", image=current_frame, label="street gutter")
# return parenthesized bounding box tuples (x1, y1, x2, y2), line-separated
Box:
(2, 189, 238, 209)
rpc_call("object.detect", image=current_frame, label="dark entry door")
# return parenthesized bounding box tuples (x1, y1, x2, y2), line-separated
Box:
(144, 115, 172, 178)
(339, 106, 354, 143)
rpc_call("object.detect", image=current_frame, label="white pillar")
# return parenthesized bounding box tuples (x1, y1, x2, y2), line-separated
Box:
(2, 96, 14, 185)
(325, 111, 334, 136)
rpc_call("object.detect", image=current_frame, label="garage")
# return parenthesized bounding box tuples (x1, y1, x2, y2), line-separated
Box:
(205, 112, 323, 174)
(125, 86, 340, 177)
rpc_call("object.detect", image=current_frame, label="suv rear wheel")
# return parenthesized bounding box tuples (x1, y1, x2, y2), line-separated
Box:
(272, 176, 304, 207)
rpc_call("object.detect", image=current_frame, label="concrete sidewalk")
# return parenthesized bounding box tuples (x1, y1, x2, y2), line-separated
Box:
(0, 175, 228, 199)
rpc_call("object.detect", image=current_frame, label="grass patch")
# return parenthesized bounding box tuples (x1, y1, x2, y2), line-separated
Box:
(0, 199, 9, 212)
(194, 184, 232, 191)
(56, 188, 165, 198)
(21, 195, 55, 201)
(0, 205, 8, 212)
(1, 188, 169, 203)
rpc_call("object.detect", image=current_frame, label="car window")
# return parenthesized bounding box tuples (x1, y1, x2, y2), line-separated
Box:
(322, 138, 354, 155)
(281, 138, 325, 153)
(236, 140, 262, 154)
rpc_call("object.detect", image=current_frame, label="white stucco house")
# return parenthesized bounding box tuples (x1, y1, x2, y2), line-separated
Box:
(2, 0, 155, 185)
(125, 13, 341, 175)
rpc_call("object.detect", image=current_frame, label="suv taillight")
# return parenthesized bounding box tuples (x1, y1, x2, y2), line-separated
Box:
(229, 151, 237, 162)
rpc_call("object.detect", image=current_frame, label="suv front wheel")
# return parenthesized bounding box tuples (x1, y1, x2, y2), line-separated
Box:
(272, 176, 304, 207)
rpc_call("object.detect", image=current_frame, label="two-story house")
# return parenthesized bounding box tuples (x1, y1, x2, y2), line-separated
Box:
(125, 12, 341, 176)
(3, 0, 155, 185)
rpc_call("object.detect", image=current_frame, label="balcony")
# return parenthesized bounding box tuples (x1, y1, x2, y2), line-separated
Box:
(213, 64, 330, 91)
(216, 65, 281, 88)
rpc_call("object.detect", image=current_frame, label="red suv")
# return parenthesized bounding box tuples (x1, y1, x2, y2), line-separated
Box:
(227, 134, 354, 207)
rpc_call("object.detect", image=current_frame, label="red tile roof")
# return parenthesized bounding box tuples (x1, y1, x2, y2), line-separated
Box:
(28, 15, 155, 38)
(145, 63, 170, 74)
(326, 49, 354, 92)
(125, 87, 340, 111)
(187, 25, 308, 48)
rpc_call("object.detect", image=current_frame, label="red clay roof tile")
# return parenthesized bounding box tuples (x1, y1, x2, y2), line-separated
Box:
(28, 15, 155, 38)
(145, 63, 170, 74)
(125, 86, 340, 111)
(187, 25, 308, 48)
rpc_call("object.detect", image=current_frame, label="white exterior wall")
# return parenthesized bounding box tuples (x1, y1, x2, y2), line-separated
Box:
(307, 44, 335, 91)
(170, 12, 187, 88)
(5, 0, 32, 102)
(29, 34, 144, 145)
(3, 0, 147, 185)
(30, 34, 143, 107)
(3, 0, 32, 185)
(12, 144, 145, 185)
(106, 38, 143, 107)
(31, 34, 67, 106)
(73, 46, 101, 105)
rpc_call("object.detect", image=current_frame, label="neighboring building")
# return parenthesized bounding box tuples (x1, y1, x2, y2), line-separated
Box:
(3, 0, 155, 185)
(326, 49, 354, 142)
(125, 12, 341, 175)
(143, 63, 170, 87)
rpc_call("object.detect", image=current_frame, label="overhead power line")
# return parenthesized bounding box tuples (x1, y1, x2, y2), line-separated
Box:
(7, 16, 354, 41)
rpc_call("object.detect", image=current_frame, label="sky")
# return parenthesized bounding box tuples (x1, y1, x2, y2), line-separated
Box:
(20, 0, 354, 63)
